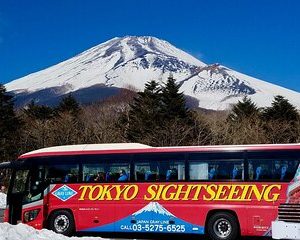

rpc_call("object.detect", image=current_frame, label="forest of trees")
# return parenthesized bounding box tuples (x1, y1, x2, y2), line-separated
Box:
(1, 76, 300, 163)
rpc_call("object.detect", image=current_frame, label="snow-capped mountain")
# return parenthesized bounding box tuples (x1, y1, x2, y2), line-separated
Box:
(133, 202, 174, 216)
(5, 36, 300, 110)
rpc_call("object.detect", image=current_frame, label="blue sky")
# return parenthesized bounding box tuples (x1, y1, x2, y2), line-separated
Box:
(0, 0, 299, 92)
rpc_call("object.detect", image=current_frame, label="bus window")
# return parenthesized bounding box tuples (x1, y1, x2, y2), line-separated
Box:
(134, 153, 185, 182)
(135, 162, 157, 181)
(82, 164, 105, 182)
(189, 160, 244, 181)
(167, 161, 185, 181)
(248, 159, 299, 181)
(24, 166, 45, 203)
(45, 164, 79, 183)
(189, 162, 208, 180)
(248, 160, 271, 181)
(134, 161, 185, 181)
(106, 163, 130, 182)
(12, 170, 29, 193)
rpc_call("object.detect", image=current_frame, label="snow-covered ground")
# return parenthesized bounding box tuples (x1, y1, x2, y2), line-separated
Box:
(0, 223, 104, 240)
(0, 193, 6, 209)
(1, 193, 105, 239)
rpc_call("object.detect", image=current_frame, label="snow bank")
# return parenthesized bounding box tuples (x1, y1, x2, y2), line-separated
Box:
(0, 223, 105, 240)
(0, 193, 6, 209)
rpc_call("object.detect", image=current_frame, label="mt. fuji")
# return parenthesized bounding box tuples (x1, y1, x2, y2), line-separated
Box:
(133, 202, 174, 216)
(5, 36, 300, 110)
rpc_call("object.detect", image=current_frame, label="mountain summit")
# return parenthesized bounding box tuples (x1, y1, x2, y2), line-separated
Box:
(133, 202, 174, 216)
(5, 36, 300, 110)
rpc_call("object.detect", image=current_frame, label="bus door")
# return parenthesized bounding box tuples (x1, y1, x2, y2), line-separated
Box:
(7, 167, 29, 224)
(8, 165, 45, 228)
(20, 165, 46, 229)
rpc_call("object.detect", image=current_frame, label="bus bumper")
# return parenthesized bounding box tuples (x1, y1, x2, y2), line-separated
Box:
(272, 221, 300, 239)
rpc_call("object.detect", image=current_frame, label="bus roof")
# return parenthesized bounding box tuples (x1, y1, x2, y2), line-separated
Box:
(19, 143, 300, 159)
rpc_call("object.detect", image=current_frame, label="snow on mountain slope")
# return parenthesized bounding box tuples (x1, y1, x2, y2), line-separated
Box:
(6, 36, 203, 93)
(180, 64, 300, 110)
(5, 36, 300, 110)
(133, 202, 174, 216)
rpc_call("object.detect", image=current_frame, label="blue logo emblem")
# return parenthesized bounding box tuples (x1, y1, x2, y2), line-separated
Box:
(52, 185, 77, 201)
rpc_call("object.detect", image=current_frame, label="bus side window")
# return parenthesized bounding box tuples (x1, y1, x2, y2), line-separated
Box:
(189, 162, 209, 180)
(248, 159, 300, 181)
(134, 160, 185, 182)
(82, 164, 105, 182)
(246, 150, 300, 182)
(107, 163, 130, 182)
(157, 161, 184, 181)
(135, 162, 158, 181)
(45, 164, 79, 183)
(248, 161, 271, 181)
(189, 160, 244, 181)
(167, 162, 185, 181)
(134, 153, 186, 182)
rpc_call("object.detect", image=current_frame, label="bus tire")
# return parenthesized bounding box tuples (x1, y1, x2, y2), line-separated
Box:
(48, 210, 75, 236)
(207, 212, 239, 240)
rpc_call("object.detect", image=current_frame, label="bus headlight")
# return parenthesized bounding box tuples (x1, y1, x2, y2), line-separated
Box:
(24, 209, 40, 223)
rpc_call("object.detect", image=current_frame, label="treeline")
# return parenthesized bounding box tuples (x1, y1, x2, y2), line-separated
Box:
(0, 76, 300, 162)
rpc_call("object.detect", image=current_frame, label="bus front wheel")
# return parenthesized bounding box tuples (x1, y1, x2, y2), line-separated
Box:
(48, 210, 75, 236)
(207, 212, 239, 240)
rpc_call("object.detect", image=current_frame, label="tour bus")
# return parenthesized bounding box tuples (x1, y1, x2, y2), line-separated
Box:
(2, 143, 300, 240)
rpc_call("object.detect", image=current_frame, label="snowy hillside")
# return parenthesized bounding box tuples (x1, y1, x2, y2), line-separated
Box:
(5, 36, 300, 110)
(180, 64, 300, 110)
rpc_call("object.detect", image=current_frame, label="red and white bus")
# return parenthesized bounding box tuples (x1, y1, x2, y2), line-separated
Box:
(3, 143, 300, 240)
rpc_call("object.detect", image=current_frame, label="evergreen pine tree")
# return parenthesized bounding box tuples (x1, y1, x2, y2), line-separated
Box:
(161, 75, 189, 120)
(157, 75, 210, 146)
(228, 96, 260, 122)
(24, 100, 54, 120)
(120, 77, 211, 146)
(261, 96, 299, 143)
(124, 80, 162, 142)
(262, 95, 299, 122)
(56, 94, 81, 116)
(0, 84, 21, 161)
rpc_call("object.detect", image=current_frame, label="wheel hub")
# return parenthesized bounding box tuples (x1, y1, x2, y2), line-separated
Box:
(54, 215, 70, 233)
(213, 218, 232, 239)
